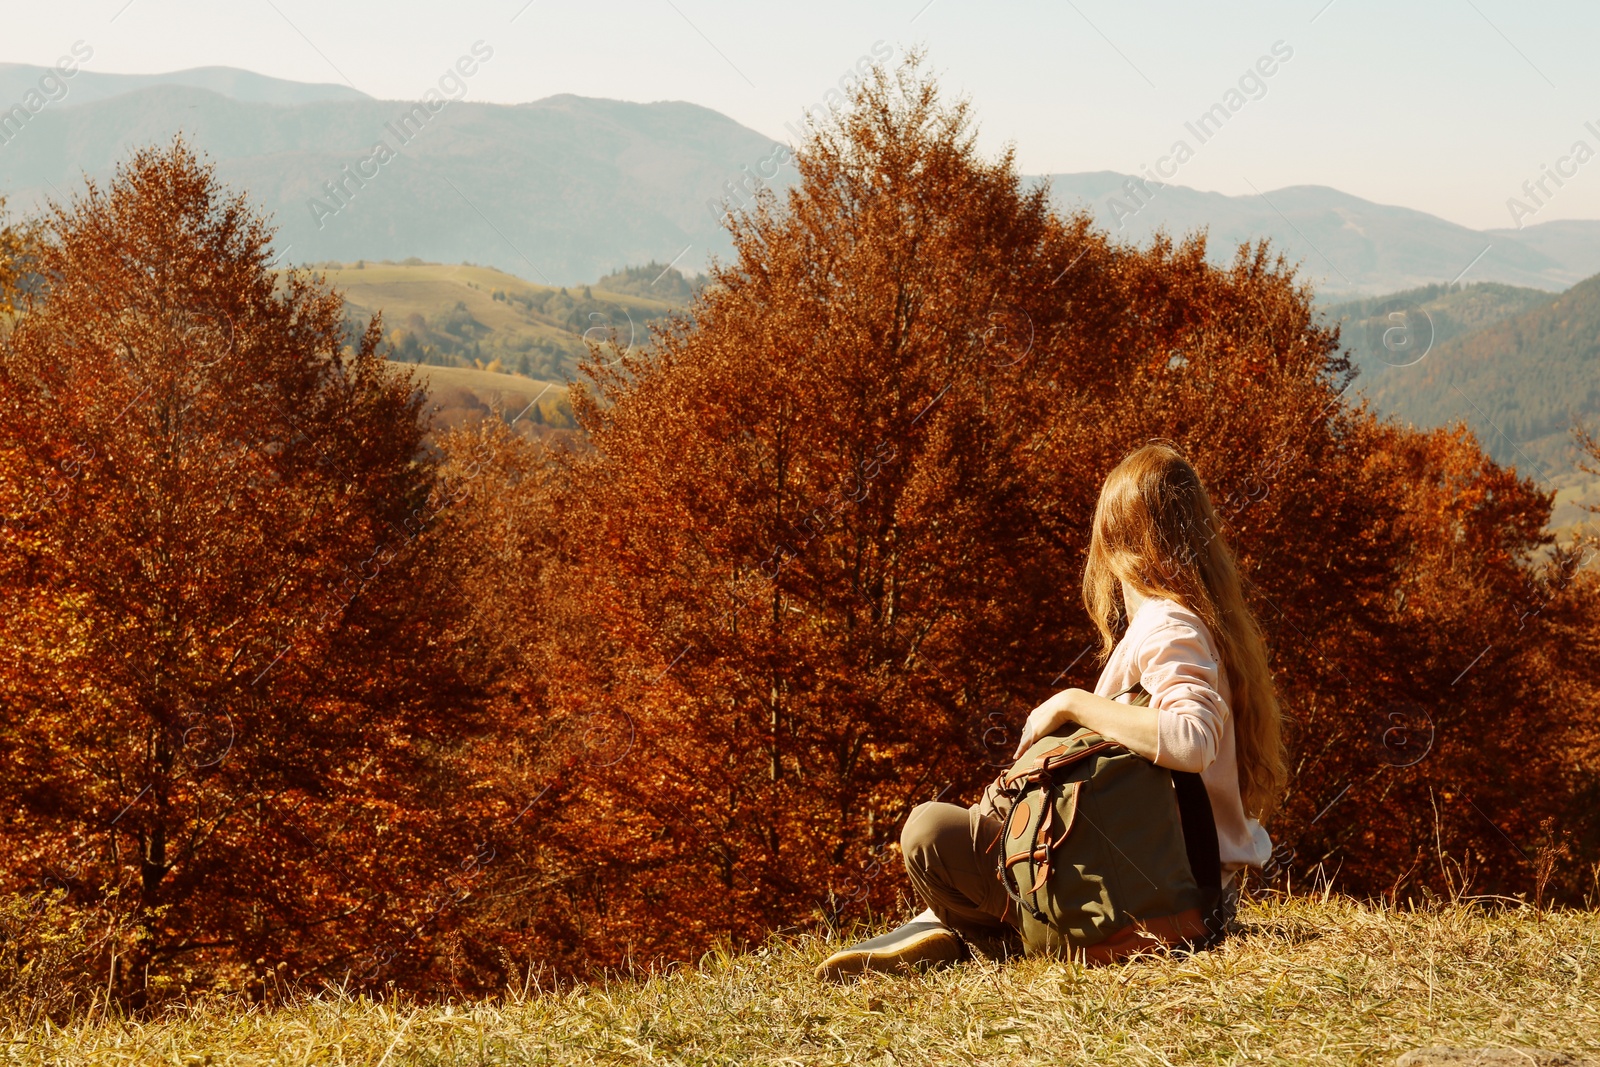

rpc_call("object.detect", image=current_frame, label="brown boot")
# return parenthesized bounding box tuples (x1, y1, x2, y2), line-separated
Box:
(813, 920, 969, 980)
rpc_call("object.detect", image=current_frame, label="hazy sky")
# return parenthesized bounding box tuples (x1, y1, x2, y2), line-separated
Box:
(3, 0, 1598, 231)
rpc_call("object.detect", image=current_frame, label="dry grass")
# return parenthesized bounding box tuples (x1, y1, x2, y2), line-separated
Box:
(5, 895, 1596, 1066)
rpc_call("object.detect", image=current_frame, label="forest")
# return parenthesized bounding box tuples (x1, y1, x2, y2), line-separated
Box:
(1, 58, 1597, 1008)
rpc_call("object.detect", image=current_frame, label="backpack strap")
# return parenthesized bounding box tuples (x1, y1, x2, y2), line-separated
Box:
(1171, 770, 1221, 906)
(1110, 680, 1143, 702)
(1121, 681, 1225, 924)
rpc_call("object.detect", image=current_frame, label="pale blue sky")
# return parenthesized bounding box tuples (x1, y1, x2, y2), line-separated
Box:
(4, 0, 1598, 230)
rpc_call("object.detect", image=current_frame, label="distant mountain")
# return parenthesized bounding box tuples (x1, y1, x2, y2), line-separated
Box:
(0, 83, 786, 284)
(1046, 173, 1600, 298)
(0, 63, 369, 107)
(6, 64, 1598, 295)
(1484, 218, 1600, 281)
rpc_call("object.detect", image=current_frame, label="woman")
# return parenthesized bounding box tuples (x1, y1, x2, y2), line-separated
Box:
(817, 442, 1287, 978)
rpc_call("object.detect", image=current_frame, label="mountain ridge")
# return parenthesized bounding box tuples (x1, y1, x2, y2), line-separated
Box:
(0, 83, 780, 284)
(0, 62, 370, 108)
(1046, 172, 1600, 296)
(4, 63, 1599, 295)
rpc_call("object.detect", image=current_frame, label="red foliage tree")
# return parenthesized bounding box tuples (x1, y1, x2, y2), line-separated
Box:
(0, 142, 494, 999)
(1273, 420, 1594, 900)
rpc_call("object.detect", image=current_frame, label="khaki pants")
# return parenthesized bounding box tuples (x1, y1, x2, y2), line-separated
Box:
(901, 776, 1240, 959)
(899, 776, 1025, 960)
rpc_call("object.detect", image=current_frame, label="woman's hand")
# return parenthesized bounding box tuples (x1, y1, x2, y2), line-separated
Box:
(1013, 689, 1081, 758)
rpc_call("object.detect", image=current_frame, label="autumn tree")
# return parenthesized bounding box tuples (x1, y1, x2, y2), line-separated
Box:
(1270, 419, 1595, 901)
(1541, 422, 1600, 895)
(408, 413, 619, 982)
(0, 142, 493, 999)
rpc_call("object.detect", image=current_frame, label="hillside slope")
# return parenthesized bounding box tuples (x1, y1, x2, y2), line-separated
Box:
(1324, 282, 1559, 431)
(1323, 282, 1555, 376)
(403, 363, 574, 441)
(322, 260, 680, 381)
(1320, 277, 1600, 537)
(9, 898, 1597, 1066)
(1358, 274, 1600, 469)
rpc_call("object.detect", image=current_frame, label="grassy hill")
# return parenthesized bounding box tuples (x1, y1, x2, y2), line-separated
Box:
(402, 362, 575, 440)
(8, 897, 1597, 1065)
(321, 259, 684, 383)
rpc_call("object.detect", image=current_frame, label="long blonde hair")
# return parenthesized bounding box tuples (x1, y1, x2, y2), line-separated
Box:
(1082, 442, 1288, 820)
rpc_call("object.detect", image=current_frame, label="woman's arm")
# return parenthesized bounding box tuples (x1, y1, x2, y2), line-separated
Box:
(1013, 688, 1160, 760)
(1015, 606, 1227, 769)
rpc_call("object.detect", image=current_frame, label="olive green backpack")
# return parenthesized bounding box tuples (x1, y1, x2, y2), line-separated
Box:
(988, 684, 1225, 963)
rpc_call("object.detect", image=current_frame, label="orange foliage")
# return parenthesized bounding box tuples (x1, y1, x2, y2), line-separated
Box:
(0, 142, 497, 1000)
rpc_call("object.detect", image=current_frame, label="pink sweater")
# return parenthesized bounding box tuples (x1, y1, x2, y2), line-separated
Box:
(1091, 596, 1274, 887)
